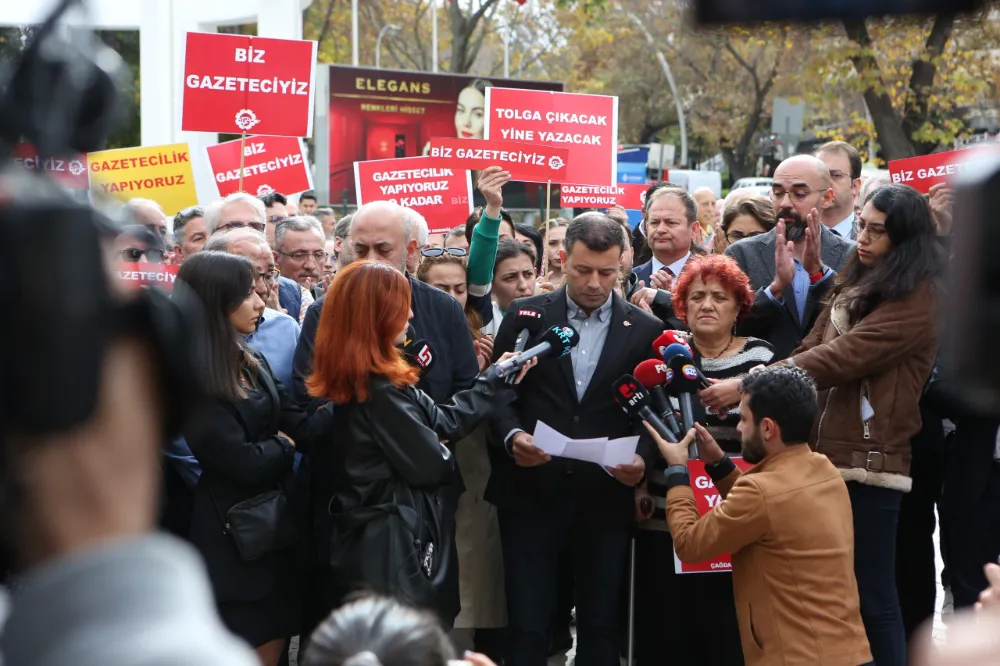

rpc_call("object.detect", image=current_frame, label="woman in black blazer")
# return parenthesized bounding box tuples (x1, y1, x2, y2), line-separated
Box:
(303, 259, 531, 629)
(177, 251, 330, 666)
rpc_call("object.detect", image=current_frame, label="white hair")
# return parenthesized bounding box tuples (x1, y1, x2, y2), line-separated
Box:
(349, 201, 412, 243)
(204, 228, 270, 253)
(204, 192, 267, 235)
(403, 208, 429, 246)
(274, 215, 325, 251)
(124, 198, 170, 232)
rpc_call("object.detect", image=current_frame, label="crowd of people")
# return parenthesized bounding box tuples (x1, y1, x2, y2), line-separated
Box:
(98, 139, 1000, 666)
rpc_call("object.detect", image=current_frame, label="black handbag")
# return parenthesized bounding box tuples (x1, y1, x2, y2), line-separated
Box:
(209, 361, 298, 562)
(327, 480, 445, 610)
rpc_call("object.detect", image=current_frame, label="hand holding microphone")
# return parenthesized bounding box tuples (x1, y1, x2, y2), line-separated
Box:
(493, 324, 579, 379)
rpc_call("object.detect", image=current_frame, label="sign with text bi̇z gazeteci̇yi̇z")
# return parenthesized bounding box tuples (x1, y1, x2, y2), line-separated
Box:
(888, 145, 1000, 194)
(207, 136, 313, 198)
(87, 143, 198, 215)
(484, 87, 618, 188)
(427, 137, 570, 183)
(354, 156, 472, 234)
(182, 32, 317, 137)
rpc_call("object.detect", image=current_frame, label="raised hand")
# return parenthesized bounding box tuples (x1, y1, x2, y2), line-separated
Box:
(770, 221, 795, 300)
(477, 166, 512, 219)
(802, 208, 823, 275)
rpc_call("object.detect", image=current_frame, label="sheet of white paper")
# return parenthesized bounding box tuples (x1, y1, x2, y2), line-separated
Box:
(532, 420, 568, 456)
(603, 436, 640, 468)
(561, 437, 611, 467)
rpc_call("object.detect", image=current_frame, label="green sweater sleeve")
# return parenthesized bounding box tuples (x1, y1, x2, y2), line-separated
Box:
(467, 211, 502, 287)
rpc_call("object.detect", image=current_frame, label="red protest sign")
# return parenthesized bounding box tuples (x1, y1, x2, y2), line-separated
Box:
(889, 145, 1000, 194)
(207, 136, 312, 198)
(673, 457, 754, 575)
(484, 88, 618, 187)
(182, 32, 317, 137)
(12, 143, 89, 189)
(560, 183, 649, 209)
(426, 138, 569, 183)
(116, 262, 180, 293)
(354, 156, 473, 234)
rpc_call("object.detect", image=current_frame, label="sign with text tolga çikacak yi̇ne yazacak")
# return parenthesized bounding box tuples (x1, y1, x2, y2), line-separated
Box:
(12, 143, 90, 190)
(560, 183, 649, 209)
(888, 144, 1000, 194)
(87, 143, 198, 216)
(206, 135, 313, 198)
(673, 457, 755, 575)
(426, 137, 570, 183)
(484, 87, 618, 187)
(182, 32, 317, 137)
(354, 156, 473, 234)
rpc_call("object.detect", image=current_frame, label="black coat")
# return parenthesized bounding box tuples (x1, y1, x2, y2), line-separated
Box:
(322, 372, 515, 621)
(487, 287, 664, 524)
(184, 356, 332, 603)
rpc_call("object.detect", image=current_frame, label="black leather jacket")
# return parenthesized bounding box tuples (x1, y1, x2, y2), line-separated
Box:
(322, 369, 515, 515)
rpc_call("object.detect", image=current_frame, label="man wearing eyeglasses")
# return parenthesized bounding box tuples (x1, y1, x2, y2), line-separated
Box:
(260, 192, 289, 247)
(274, 216, 326, 296)
(115, 225, 167, 264)
(721, 155, 855, 361)
(816, 141, 863, 240)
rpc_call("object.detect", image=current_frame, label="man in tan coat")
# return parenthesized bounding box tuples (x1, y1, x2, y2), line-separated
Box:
(646, 366, 872, 666)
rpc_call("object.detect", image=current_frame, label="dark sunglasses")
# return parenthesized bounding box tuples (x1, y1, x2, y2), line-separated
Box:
(421, 247, 468, 258)
(120, 248, 165, 263)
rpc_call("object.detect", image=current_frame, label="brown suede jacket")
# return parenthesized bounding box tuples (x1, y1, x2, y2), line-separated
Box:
(788, 282, 938, 491)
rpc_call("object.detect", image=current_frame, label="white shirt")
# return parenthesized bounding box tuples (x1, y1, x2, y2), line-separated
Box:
(831, 213, 856, 239)
(651, 251, 692, 278)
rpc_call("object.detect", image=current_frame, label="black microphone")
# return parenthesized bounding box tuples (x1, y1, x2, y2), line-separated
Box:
(494, 325, 580, 379)
(512, 305, 545, 353)
(403, 338, 435, 371)
(664, 356, 703, 458)
(612, 374, 678, 443)
(633, 359, 681, 440)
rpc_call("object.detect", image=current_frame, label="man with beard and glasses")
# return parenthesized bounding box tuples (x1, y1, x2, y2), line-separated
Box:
(647, 366, 873, 666)
(724, 155, 854, 360)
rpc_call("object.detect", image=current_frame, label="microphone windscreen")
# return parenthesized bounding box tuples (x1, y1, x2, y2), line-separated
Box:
(538, 325, 580, 358)
(611, 374, 652, 415)
(660, 342, 694, 363)
(667, 354, 701, 392)
(405, 323, 417, 347)
(513, 305, 546, 337)
(634, 358, 670, 389)
(653, 331, 692, 359)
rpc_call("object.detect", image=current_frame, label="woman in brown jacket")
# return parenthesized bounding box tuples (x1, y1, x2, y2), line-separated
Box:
(782, 184, 945, 666)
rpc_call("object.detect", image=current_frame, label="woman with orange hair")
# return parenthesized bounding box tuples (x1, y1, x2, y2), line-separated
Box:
(305, 260, 532, 626)
(632, 254, 775, 666)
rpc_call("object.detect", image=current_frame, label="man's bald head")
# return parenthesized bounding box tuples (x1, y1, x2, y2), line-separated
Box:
(349, 201, 415, 273)
(124, 198, 169, 240)
(774, 155, 831, 189)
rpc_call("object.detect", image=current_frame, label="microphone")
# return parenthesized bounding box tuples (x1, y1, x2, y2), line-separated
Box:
(403, 338, 435, 371)
(512, 305, 545, 353)
(611, 374, 677, 443)
(664, 356, 703, 458)
(653, 330, 691, 359)
(494, 325, 580, 379)
(659, 342, 711, 388)
(404, 323, 417, 347)
(633, 359, 682, 440)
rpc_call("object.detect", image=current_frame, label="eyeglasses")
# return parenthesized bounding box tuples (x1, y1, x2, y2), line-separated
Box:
(829, 169, 850, 181)
(770, 189, 816, 203)
(254, 268, 280, 285)
(726, 230, 766, 244)
(268, 215, 285, 224)
(421, 247, 468, 258)
(276, 249, 327, 262)
(218, 220, 266, 233)
(855, 220, 886, 241)
(120, 248, 165, 263)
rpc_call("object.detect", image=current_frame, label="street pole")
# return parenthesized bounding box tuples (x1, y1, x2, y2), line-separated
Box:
(624, 8, 687, 168)
(351, 0, 359, 66)
(503, 0, 511, 79)
(432, 0, 439, 72)
(375, 25, 400, 69)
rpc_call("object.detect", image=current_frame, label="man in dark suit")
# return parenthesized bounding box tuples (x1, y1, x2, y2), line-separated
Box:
(630, 186, 705, 330)
(725, 155, 855, 360)
(488, 213, 663, 666)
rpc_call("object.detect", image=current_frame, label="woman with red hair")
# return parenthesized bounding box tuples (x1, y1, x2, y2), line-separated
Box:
(305, 260, 531, 627)
(632, 254, 774, 666)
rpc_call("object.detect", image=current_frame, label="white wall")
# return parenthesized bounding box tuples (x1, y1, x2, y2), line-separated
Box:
(2, 0, 313, 203)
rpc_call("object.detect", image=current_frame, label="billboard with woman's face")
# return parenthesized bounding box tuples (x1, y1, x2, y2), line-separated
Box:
(326, 66, 563, 210)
